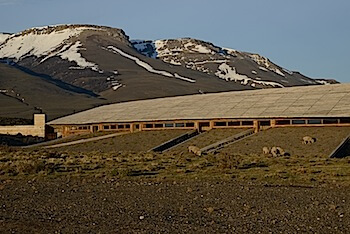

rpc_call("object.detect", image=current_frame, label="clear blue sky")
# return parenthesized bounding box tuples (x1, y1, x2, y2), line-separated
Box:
(1, 0, 349, 82)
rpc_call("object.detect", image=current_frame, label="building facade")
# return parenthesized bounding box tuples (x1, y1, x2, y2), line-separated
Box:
(49, 84, 350, 137)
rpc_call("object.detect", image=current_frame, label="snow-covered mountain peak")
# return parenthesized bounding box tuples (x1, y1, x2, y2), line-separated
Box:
(0, 24, 128, 72)
(132, 38, 318, 88)
(16, 24, 125, 37)
(0, 33, 11, 44)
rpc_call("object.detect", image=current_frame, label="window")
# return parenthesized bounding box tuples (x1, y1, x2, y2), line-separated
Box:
(103, 125, 110, 130)
(78, 126, 89, 130)
(165, 123, 174, 128)
(242, 121, 253, 126)
(111, 125, 117, 129)
(125, 124, 130, 129)
(186, 122, 195, 127)
(118, 125, 125, 129)
(323, 119, 338, 124)
(155, 123, 163, 128)
(199, 122, 210, 127)
(228, 121, 240, 126)
(276, 120, 290, 125)
(292, 120, 306, 125)
(175, 123, 185, 127)
(144, 124, 153, 128)
(260, 120, 271, 126)
(307, 119, 322, 124)
(339, 118, 350, 124)
(214, 122, 227, 127)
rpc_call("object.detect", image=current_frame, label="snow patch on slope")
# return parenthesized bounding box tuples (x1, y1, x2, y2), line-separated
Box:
(131, 40, 158, 58)
(0, 26, 102, 71)
(106, 75, 124, 91)
(215, 63, 284, 88)
(222, 48, 238, 56)
(193, 44, 213, 54)
(315, 80, 332, 85)
(106, 46, 196, 83)
(249, 54, 286, 77)
(0, 33, 10, 44)
(59, 41, 99, 70)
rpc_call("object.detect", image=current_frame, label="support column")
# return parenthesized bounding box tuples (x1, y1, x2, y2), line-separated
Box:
(209, 121, 214, 130)
(130, 123, 141, 132)
(253, 120, 260, 133)
(270, 119, 276, 128)
(194, 121, 200, 131)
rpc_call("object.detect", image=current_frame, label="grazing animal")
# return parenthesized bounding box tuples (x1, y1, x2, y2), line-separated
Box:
(276, 147, 285, 156)
(270, 146, 286, 157)
(188, 145, 202, 156)
(302, 136, 316, 144)
(270, 146, 279, 157)
(262, 146, 270, 155)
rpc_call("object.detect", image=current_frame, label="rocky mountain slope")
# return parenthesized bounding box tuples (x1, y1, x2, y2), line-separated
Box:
(132, 38, 321, 88)
(0, 24, 336, 119)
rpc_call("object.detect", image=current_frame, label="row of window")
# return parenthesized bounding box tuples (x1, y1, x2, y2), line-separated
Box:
(213, 121, 254, 127)
(71, 126, 89, 130)
(70, 118, 350, 131)
(103, 124, 130, 130)
(214, 118, 350, 127)
(143, 122, 195, 129)
(276, 118, 350, 125)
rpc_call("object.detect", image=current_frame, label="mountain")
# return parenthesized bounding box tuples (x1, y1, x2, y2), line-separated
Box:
(131, 38, 320, 88)
(0, 24, 335, 119)
(0, 25, 251, 102)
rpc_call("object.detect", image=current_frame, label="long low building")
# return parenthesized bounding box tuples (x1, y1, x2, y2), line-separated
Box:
(49, 84, 350, 137)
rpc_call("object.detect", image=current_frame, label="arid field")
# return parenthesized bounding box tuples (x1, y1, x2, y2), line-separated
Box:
(1, 127, 350, 233)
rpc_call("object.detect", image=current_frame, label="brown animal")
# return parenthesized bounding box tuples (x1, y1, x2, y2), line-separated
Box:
(270, 146, 286, 157)
(302, 136, 316, 144)
(276, 146, 285, 156)
(270, 146, 279, 157)
(262, 146, 270, 155)
(188, 145, 202, 156)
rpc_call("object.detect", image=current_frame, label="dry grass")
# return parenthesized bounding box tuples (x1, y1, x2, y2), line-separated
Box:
(1, 146, 349, 187)
(55, 130, 189, 152)
(170, 129, 246, 152)
(221, 126, 350, 157)
(1, 127, 349, 186)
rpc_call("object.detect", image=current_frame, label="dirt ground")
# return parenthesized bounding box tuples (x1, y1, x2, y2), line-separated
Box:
(0, 178, 349, 233)
(1, 127, 350, 233)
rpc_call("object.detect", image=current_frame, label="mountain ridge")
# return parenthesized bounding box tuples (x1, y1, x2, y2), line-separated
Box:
(0, 24, 338, 119)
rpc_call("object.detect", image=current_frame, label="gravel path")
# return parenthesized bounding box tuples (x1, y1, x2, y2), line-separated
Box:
(0, 178, 349, 233)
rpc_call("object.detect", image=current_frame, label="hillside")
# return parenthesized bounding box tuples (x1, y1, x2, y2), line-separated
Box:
(0, 63, 104, 120)
(0, 24, 336, 119)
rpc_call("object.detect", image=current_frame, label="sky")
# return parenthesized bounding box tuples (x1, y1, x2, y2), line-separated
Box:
(0, 0, 349, 83)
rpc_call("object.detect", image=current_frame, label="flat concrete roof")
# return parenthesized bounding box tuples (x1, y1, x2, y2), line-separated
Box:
(49, 84, 350, 125)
